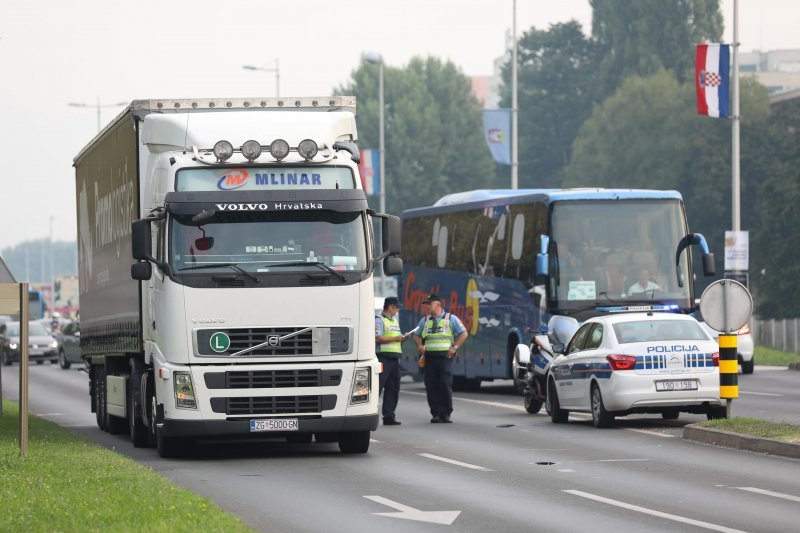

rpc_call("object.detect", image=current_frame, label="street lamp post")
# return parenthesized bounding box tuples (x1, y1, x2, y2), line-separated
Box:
(49, 216, 54, 317)
(68, 97, 127, 132)
(242, 59, 281, 97)
(364, 52, 387, 294)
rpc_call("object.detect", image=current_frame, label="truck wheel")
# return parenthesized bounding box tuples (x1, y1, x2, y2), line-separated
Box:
(338, 431, 370, 454)
(128, 366, 149, 447)
(546, 378, 569, 423)
(58, 350, 71, 369)
(146, 374, 157, 447)
(590, 384, 615, 428)
(741, 357, 754, 375)
(524, 390, 543, 414)
(94, 365, 107, 431)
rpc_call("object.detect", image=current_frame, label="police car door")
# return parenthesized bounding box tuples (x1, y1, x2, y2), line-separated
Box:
(571, 323, 606, 408)
(553, 322, 592, 408)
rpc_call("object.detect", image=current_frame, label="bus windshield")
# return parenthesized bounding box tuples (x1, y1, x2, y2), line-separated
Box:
(549, 199, 690, 308)
(170, 210, 368, 274)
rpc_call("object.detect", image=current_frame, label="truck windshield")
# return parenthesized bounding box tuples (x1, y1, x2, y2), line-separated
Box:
(549, 199, 691, 308)
(170, 210, 368, 274)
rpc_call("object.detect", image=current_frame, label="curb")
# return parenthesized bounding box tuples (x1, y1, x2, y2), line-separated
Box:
(683, 424, 800, 459)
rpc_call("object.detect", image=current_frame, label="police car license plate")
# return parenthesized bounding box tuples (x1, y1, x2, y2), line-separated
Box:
(250, 419, 298, 432)
(655, 380, 698, 391)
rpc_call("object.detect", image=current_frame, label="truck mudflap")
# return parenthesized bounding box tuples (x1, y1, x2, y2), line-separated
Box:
(158, 413, 379, 437)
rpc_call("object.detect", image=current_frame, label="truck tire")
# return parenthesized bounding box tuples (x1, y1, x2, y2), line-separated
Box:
(58, 349, 71, 369)
(338, 431, 370, 454)
(93, 365, 107, 431)
(128, 360, 149, 447)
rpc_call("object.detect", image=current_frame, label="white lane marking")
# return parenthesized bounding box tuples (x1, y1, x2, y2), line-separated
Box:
(564, 490, 748, 533)
(557, 469, 575, 473)
(370, 438, 381, 443)
(418, 453, 493, 472)
(364, 495, 461, 525)
(624, 428, 675, 438)
(538, 458, 652, 465)
(734, 487, 800, 503)
(738, 391, 783, 397)
(402, 390, 526, 412)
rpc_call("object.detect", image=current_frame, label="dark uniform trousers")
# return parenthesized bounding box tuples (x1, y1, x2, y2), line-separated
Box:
(423, 352, 453, 418)
(378, 355, 401, 420)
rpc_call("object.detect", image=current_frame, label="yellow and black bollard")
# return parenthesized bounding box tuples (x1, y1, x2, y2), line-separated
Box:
(718, 333, 738, 417)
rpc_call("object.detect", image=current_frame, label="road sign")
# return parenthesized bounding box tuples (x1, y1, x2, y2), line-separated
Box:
(699, 279, 752, 333)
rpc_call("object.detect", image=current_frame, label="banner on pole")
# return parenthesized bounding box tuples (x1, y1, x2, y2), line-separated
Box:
(695, 44, 730, 118)
(482, 109, 511, 165)
(724, 230, 749, 271)
(358, 149, 380, 195)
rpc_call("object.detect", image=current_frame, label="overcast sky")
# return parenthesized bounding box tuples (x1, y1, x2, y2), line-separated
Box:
(0, 0, 797, 250)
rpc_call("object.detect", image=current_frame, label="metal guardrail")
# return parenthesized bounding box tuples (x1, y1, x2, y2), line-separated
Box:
(751, 318, 800, 353)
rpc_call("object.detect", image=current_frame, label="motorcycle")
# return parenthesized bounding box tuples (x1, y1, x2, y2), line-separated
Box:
(513, 325, 564, 414)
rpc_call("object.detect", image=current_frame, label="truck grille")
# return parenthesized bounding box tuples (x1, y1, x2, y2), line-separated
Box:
(210, 395, 337, 415)
(204, 369, 343, 389)
(196, 327, 349, 356)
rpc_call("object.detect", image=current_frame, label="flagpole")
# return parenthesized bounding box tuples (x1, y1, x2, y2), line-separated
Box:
(511, 0, 519, 189)
(732, 0, 740, 232)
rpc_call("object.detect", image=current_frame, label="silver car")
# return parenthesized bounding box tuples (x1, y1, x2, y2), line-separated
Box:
(54, 321, 82, 369)
(0, 321, 59, 365)
(693, 309, 755, 374)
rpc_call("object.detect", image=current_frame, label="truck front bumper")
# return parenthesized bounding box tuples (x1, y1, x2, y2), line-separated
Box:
(159, 413, 379, 437)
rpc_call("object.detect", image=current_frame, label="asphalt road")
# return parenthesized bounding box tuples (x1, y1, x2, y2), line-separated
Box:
(2, 363, 799, 532)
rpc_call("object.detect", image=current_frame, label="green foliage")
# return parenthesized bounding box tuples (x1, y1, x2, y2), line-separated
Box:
(702, 417, 800, 443)
(591, 0, 723, 97)
(754, 345, 800, 366)
(0, 400, 254, 532)
(338, 56, 499, 215)
(499, 22, 599, 188)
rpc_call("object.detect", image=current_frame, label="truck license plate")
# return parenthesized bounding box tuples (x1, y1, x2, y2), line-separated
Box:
(655, 380, 698, 391)
(250, 419, 299, 432)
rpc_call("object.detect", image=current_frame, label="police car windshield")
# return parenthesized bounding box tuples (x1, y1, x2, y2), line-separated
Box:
(170, 210, 367, 274)
(613, 319, 709, 344)
(550, 199, 691, 309)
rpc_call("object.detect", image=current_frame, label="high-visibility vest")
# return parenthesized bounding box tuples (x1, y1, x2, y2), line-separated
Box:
(378, 315, 403, 354)
(421, 313, 454, 352)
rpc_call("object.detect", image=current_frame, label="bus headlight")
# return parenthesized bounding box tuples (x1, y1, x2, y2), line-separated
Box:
(350, 367, 371, 404)
(174, 372, 197, 409)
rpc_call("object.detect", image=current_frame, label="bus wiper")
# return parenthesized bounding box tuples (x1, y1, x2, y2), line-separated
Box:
(177, 263, 260, 283)
(267, 260, 346, 282)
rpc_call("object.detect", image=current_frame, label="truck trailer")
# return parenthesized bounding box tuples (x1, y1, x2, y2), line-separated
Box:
(73, 97, 401, 457)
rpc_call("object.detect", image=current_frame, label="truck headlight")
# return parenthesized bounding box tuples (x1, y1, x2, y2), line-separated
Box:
(350, 367, 371, 404)
(174, 372, 197, 409)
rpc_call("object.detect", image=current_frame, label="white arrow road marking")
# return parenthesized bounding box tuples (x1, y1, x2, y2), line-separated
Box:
(364, 495, 461, 525)
(734, 487, 800, 503)
(564, 490, 748, 533)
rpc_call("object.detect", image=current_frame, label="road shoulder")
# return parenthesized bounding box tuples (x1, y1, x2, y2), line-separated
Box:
(683, 424, 800, 459)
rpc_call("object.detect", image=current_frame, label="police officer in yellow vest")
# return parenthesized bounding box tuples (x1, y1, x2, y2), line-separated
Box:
(375, 296, 409, 425)
(413, 294, 468, 423)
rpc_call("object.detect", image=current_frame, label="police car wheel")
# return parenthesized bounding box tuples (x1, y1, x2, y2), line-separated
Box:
(524, 390, 543, 414)
(590, 384, 615, 428)
(546, 379, 569, 423)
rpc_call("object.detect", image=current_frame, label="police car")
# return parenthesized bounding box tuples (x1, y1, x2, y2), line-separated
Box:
(544, 312, 725, 427)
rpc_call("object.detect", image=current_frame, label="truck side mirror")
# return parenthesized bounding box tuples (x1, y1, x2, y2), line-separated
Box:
(381, 215, 401, 255)
(132, 219, 152, 261)
(131, 261, 152, 280)
(383, 256, 403, 276)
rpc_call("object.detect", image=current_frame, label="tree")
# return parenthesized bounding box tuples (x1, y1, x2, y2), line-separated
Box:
(564, 71, 772, 283)
(338, 56, 498, 215)
(498, 21, 599, 188)
(590, 0, 723, 99)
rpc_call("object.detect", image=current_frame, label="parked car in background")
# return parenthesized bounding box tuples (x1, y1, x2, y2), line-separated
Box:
(54, 321, 81, 369)
(692, 308, 754, 374)
(0, 321, 59, 365)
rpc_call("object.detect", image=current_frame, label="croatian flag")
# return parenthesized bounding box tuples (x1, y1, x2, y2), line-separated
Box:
(358, 149, 380, 195)
(695, 44, 730, 118)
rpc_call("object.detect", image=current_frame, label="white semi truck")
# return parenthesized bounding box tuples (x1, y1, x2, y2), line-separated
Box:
(74, 97, 401, 457)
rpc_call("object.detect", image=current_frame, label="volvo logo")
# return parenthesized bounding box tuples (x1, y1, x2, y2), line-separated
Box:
(267, 335, 280, 346)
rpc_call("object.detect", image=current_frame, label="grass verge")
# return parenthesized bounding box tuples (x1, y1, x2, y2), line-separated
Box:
(0, 400, 254, 532)
(754, 345, 800, 366)
(701, 417, 800, 444)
